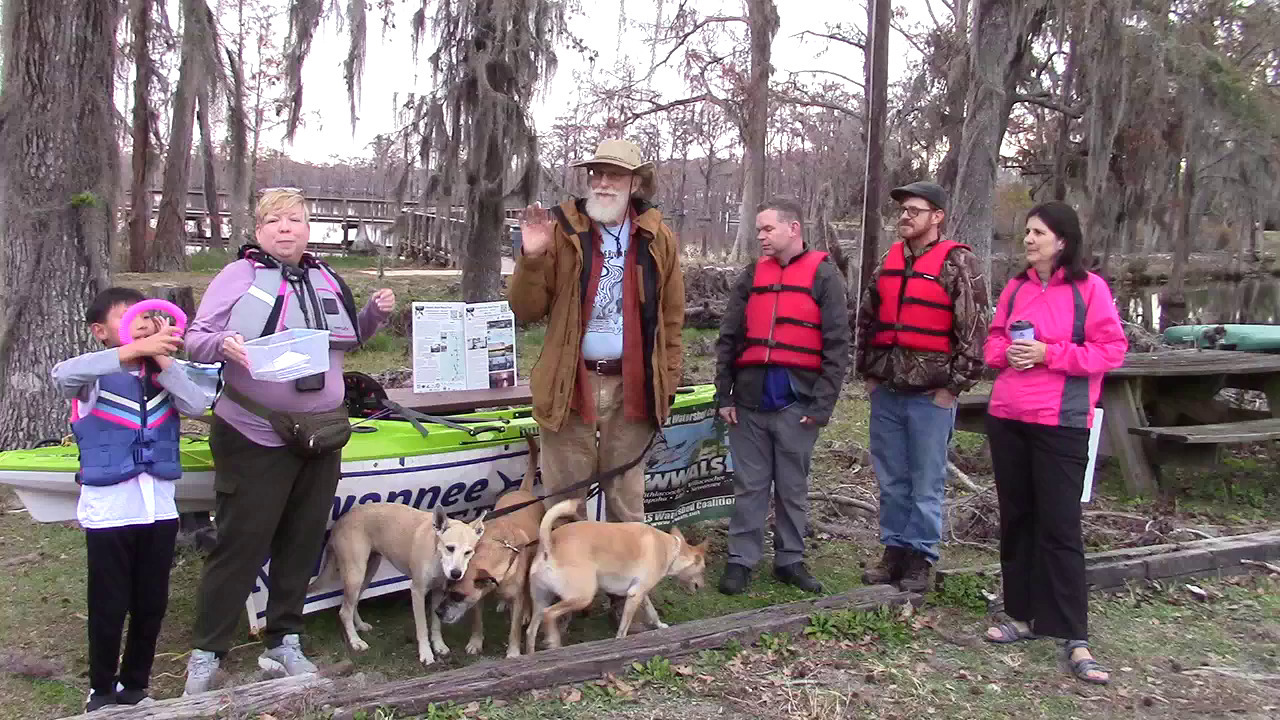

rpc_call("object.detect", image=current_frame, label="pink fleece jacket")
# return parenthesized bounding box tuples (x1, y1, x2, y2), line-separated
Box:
(984, 268, 1127, 429)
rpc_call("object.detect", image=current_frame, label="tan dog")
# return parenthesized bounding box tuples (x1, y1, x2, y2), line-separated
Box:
(313, 503, 485, 665)
(437, 437, 545, 658)
(525, 499, 709, 652)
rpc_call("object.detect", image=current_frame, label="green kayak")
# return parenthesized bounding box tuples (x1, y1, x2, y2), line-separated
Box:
(0, 384, 720, 522)
(1162, 324, 1280, 352)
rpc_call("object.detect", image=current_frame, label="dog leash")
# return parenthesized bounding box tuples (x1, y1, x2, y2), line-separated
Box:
(482, 430, 659, 521)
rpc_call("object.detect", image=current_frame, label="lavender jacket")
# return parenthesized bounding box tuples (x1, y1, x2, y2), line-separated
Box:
(186, 259, 389, 447)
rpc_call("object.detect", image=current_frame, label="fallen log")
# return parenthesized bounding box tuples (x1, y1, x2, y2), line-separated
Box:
(327, 585, 914, 720)
(57, 672, 337, 720)
(938, 528, 1280, 592)
(68, 586, 914, 720)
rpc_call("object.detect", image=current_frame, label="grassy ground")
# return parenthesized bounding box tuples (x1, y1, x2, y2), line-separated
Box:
(2, 370, 1277, 718)
(4, 260, 1280, 717)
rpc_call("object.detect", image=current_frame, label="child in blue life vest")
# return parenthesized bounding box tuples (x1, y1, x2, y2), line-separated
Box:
(51, 287, 211, 712)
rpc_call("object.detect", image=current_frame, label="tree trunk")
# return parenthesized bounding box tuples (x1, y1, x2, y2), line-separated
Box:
(0, 0, 121, 448)
(127, 0, 155, 272)
(949, 0, 1047, 276)
(197, 87, 224, 250)
(675, 139, 689, 241)
(1050, 30, 1078, 201)
(936, 0, 971, 191)
(1169, 129, 1196, 298)
(858, 0, 890, 326)
(730, 0, 779, 261)
(225, 0, 252, 249)
(151, 0, 207, 270)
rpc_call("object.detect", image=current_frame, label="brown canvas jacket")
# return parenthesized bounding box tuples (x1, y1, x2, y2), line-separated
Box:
(508, 197, 685, 431)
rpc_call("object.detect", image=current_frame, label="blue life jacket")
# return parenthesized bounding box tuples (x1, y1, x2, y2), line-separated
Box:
(71, 368, 182, 486)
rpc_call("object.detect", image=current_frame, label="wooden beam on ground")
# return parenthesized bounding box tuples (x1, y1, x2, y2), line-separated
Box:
(937, 528, 1280, 593)
(62, 586, 915, 720)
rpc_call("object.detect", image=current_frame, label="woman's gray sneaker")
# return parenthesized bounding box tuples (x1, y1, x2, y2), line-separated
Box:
(258, 634, 318, 676)
(183, 649, 220, 696)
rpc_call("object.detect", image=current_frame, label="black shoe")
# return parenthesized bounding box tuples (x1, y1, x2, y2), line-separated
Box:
(774, 562, 824, 594)
(85, 690, 116, 712)
(861, 546, 908, 585)
(897, 550, 935, 593)
(116, 687, 150, 705)
(718, 563, 752, 595)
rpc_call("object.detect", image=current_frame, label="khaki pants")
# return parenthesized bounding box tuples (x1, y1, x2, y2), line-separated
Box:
(539, 373, 654, 523)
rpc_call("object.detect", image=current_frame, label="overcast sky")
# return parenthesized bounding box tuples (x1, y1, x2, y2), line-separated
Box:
(280, 1, 920, 164)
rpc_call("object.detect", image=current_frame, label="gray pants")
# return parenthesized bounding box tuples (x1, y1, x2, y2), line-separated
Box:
(726, 403, 821, 569)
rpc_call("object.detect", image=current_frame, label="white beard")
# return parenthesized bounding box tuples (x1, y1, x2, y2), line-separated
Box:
(585, 192, 629, 225)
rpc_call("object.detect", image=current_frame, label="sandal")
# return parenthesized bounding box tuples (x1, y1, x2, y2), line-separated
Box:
(1061, 640, 1110, 685)
(984, 621, 1038, 644)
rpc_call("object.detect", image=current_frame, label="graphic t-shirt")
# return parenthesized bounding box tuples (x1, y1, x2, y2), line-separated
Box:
(581, 217, 630, 361)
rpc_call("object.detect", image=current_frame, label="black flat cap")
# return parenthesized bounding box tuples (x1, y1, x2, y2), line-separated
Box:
(890, 181, 948, 211)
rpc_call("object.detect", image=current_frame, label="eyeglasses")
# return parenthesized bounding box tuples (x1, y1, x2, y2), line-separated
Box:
(587, 168, 632, 183)
(900, 206, 935, 219)
(260, 186, 304, 194)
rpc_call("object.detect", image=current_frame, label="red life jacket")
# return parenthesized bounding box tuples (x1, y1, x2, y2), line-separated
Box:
(735, 250, 828, 371)
(871, 239, 968, 354)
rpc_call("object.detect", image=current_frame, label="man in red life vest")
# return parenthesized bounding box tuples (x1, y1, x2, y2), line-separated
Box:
(714, 198, 851, 595)
(855, 181, 989, 593)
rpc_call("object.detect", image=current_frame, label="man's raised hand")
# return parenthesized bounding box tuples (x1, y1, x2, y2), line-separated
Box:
(518, 202, 555, 257)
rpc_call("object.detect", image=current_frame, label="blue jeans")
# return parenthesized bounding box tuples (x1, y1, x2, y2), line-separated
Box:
(869, 385, 956, 563)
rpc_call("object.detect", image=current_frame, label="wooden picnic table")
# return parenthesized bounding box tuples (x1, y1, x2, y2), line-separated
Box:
(1101, 349, 1280, 495)
(956, 349, 1280, 496)
(383, 383, 534, 415)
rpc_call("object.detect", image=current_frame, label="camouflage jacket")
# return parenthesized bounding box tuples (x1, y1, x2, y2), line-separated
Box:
(854, 239, 990, 394)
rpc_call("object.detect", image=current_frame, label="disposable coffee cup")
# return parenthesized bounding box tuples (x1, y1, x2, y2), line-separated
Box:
(1009, 320, 1035, 342)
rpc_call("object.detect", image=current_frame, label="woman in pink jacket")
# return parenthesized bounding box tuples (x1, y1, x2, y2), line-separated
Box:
(982, 201, 1127, 685)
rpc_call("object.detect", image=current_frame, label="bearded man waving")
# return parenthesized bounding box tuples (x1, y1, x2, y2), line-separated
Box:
(509, 139, 685, 527)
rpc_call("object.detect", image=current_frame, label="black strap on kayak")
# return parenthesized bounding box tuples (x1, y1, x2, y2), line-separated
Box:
(381, 399, 507, 437)
(482, 429, 659, 521)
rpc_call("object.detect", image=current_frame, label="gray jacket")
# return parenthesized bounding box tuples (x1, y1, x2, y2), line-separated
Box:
(713, 249, 851, 425)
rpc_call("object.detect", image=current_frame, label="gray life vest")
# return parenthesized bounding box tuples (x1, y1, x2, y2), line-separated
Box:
(227, 245, 362, 350)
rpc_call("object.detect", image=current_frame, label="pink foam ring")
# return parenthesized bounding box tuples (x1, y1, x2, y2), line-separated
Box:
(117, 299, 188, 345)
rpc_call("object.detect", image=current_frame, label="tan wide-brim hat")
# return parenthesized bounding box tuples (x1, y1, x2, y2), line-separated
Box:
(571, 139, 656, 173)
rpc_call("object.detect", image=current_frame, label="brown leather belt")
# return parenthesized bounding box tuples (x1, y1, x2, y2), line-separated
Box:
(586, 358, 623, 375)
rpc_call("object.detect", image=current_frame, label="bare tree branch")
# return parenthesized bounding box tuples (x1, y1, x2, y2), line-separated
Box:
(890, 19, 930, 56)
(1013, 93, 1083, 119)
(772, 91, 860, 119)
(793, 29, 865, 50)
(788, 69, 864, 90)
(618, 94, 712, 127)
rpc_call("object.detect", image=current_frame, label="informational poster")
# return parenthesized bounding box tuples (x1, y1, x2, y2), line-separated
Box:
(412, 301, 517, 392)
(410, 302, 467, 392)
(463, 302, 518, 390)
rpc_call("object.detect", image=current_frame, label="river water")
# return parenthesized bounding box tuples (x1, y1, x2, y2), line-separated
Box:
(1117, 278, 1280, 332)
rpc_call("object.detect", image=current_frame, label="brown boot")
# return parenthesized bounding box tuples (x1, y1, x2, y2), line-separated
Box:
(861, 546, 907, 585)
(897, 550, 935, 593)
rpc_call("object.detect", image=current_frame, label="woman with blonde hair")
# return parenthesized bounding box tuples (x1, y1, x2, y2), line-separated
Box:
(181, 189, 396, 694)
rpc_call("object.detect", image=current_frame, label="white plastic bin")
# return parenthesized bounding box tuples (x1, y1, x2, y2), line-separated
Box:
(244, 328, 331, 382)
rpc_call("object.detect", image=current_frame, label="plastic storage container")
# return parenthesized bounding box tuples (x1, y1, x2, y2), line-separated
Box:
(174, 359, 222, 402)
(243, 328, 331, 382)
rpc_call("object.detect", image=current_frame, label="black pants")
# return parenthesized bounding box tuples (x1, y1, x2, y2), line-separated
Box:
(191, 418, 342, 653)
(986, 415, 1089, 641)
(85, 519, 179, 693)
